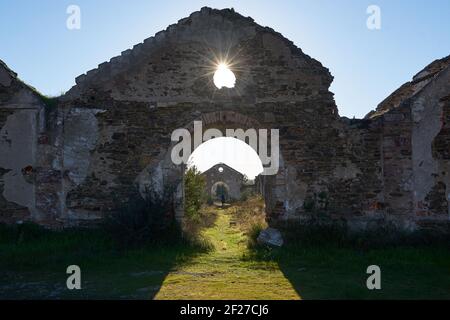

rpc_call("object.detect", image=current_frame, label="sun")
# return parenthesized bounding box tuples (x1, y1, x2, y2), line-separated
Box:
(213, 63, 236, 89)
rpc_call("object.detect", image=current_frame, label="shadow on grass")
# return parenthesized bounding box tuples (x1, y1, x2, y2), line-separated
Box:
(247, 240, 450, 300)
(0, 222, 211, 299)
(247, 220, 450, 299)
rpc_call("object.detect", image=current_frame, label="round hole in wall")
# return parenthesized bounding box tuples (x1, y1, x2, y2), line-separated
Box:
(218, 167, 224, 173)
(213, 63, 236, 89)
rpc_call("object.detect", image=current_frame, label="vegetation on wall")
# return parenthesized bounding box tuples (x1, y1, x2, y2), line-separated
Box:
(303, 191, 329, 218)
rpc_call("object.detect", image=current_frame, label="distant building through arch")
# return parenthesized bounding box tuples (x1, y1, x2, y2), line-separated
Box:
(202, 163, 244, 201)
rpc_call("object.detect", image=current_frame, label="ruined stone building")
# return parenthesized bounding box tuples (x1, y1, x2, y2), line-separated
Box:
(0, 7, 449, 232)
(202, 163, 244, 201)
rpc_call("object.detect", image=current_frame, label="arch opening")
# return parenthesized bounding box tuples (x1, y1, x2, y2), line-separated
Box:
(184, 136, 267, 221)
(211, 181, 230, 202)
(187, 136, 264, 181)
(150, 111, 287, 225)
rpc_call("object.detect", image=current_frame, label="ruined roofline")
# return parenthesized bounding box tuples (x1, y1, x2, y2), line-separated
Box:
(63, 6, 331, 99)
(412, 54, 450, 82)
(202, 162, 245, 178)
(366, 54, 450, 119)
(67, 7, 256, 92)
(0, 59, 18, 80)
(0, 58, 51, 106)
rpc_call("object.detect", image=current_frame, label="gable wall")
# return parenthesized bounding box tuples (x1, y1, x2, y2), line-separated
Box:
(0, 8, 448, 233)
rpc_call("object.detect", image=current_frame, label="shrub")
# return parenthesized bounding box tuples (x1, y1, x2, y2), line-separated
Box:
(184, 166, 206, 221)
(240, 188, 256, 202)
(105, 185, 177, 249)
(247, 221, 266, 249)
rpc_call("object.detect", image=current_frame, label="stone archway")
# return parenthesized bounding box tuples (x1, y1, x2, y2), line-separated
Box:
(211, 181, 230, 201)
(136, 110, 290, 223)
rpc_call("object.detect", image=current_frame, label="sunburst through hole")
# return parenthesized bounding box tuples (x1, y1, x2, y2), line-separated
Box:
(213, 63, 236, 89)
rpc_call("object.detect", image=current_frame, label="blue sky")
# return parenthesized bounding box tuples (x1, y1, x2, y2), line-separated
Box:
(0, 0, 449, 118)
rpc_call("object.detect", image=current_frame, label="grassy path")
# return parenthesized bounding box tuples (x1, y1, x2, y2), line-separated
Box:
(154, 209, 301, 300)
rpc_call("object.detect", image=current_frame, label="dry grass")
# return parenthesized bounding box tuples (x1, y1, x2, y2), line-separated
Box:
(229, 196, 267, 231)
(227, 195, 268, 248)
(181, 205, 218, 249)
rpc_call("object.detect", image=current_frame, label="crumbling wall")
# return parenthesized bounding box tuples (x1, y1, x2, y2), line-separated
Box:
(0, 7, 448, 233)
(58, 7, 346, 225)
(411, 67, 450, 223)
(0, 61, 45, 224)
(430, 95, 450, 221)
(367, 56, 450, 231)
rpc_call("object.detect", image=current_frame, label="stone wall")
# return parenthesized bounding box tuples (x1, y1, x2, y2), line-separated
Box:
(367, 56, 450, 231)
(429, 94, 450, 224)
(0, 61, 46, 224)
(0, 7, 449, 233)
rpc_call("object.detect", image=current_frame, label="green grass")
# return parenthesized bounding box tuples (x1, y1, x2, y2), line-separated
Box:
(0, 223, 208, 299)
(0, 205, 449, 300)
(155, 207, 300, 300)
(246, 244, 450, 299)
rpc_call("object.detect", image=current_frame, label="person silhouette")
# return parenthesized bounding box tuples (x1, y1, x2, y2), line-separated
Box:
(221, 193, 225, 207)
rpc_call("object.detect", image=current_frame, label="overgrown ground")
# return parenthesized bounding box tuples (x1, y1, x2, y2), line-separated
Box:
(0, 223, 209, 299)
(155, 204, 300, 299)
(0, 198, 449, 299)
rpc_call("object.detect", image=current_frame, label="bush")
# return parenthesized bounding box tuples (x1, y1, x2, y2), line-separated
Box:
(247, 221, 266, 249)
(105, 186, 177, 249)
(184, 166, 206, 221)
(240, 188, 255, 202)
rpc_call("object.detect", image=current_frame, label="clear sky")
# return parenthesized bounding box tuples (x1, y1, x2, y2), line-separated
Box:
(1, 0, 449, 176)
(188, 137, 264, 179)
(1, 0, 449, 118)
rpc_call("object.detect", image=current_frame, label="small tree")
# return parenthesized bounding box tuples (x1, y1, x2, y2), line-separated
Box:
(184, 166, 206, 220)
